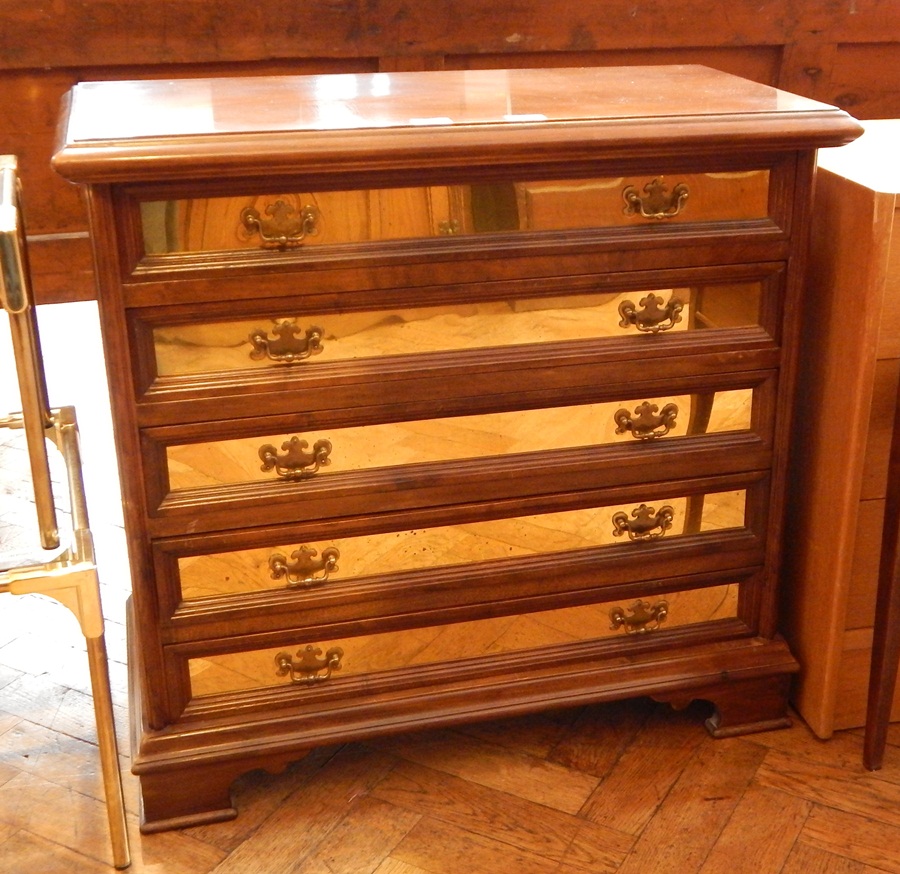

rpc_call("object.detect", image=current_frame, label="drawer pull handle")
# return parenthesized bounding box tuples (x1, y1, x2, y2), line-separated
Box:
(610, 599, 669, 634)
(275, 645, 344, 685)
(248, 320, 324, 364)
(618, 293, 684, 333)
(240, 200, 320, 249)
(612, 503, 675, 541)
(259, 436, 333, 479)
(615, 401, 680, 440)
(269, 545, 340, 588)
(622, 177, 689, 220)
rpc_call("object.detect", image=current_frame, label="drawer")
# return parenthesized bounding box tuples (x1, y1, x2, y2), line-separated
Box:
(138, 170, 772, 258)
(185, 582, 741, 699)
(170, 487, 749, 605)
(162, 388, 754, 494)
(145, 278, 766, 382)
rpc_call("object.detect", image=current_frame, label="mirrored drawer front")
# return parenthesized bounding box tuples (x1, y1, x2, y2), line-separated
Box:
(188, 583, 739, 697)
(140, 171, 771, 256)
(178, 489, 747, 601)
(152, 281, 763, 378)
(165, 390, 752, 492)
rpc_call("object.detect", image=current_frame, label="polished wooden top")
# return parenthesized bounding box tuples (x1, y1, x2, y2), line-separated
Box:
(53, 66, 862, 183)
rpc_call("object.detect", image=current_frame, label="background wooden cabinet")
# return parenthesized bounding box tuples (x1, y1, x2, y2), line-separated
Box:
(1, 0, 898, 304)
(783, 120, 900, 737)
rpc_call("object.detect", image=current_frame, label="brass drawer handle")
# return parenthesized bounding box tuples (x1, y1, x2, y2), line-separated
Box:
(248, 320, 324, 364)
(618, 293, 684, 333)
(614, 401, 679, 440)
(259, 436, 333, 479)
(610, 599, 669, 634)
(622, 178, 689, 220)
(275, 645, 344, 685)
(240, 200, 320, 249)
(612, 503, 675, 541)
(269, 545, 340, 588)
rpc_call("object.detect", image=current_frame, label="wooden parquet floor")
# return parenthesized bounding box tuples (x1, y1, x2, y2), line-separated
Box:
(3, 647, 900, 874)
(3, 303, 900, 873)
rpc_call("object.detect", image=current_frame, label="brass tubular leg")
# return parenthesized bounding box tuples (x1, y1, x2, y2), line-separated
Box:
(1, 156, 58, 550)
(4, 565, 132, 867)
(0, 409, 132, 866)
(87, 635, 131, 869)
(5, 274, 58, 550)
(58, 412, 131, 866)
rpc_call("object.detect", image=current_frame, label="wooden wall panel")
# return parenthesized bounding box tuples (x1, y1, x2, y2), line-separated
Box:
(3, 0, 897, 71)
(1, 0, 898, 303)
(828, 43, 900, 119)
(0, 0, 801, 68)
(449, 46, 783, 85)
(3, 72, 85, 232)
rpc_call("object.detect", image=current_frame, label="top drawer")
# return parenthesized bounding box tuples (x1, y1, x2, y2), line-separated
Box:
(139, 170, 773, 257)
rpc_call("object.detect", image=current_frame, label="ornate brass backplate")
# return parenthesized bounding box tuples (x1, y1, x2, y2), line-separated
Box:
(618, 293, 684, 333)
(258, 435, 333, 479)
(612, 503, 675, 541)
(275, 645, 344, 685)
(240, 200, 320, 249)
(614, 401, 679, 440)
(248, 321, 324, 364)
(609, 599, 670, 634)
(268, 545, 340, 587)
(622, 178, 689, 220)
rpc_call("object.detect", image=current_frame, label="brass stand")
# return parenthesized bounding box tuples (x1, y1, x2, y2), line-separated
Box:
(1, 155, 130, 868)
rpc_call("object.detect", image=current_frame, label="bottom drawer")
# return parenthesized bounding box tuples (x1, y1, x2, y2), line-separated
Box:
(188, 582, 739, 698)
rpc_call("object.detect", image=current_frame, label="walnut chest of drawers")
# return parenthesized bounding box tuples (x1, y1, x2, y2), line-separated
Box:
(783, 120, 900, 737)
(52, 65, 861, 831)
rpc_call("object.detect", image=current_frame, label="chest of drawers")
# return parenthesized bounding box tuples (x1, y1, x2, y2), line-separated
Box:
(52, 66, 861, 832)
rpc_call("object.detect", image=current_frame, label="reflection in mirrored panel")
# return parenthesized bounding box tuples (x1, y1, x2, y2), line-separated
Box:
(140, 170, 770, 255)
(151, 281, 762, 378)
(188, 580, 740, 696)
(165, 390, 753, 492)
(178, 488, 746, 601)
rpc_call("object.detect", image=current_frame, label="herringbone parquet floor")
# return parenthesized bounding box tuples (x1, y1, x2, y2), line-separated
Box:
(3, 303, 900, 873)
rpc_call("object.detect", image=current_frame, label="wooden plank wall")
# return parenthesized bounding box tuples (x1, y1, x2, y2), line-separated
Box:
(2, 0, 899, 303)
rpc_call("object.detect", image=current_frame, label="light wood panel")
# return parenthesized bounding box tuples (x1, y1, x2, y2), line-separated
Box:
(783, 120, 900, 737)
